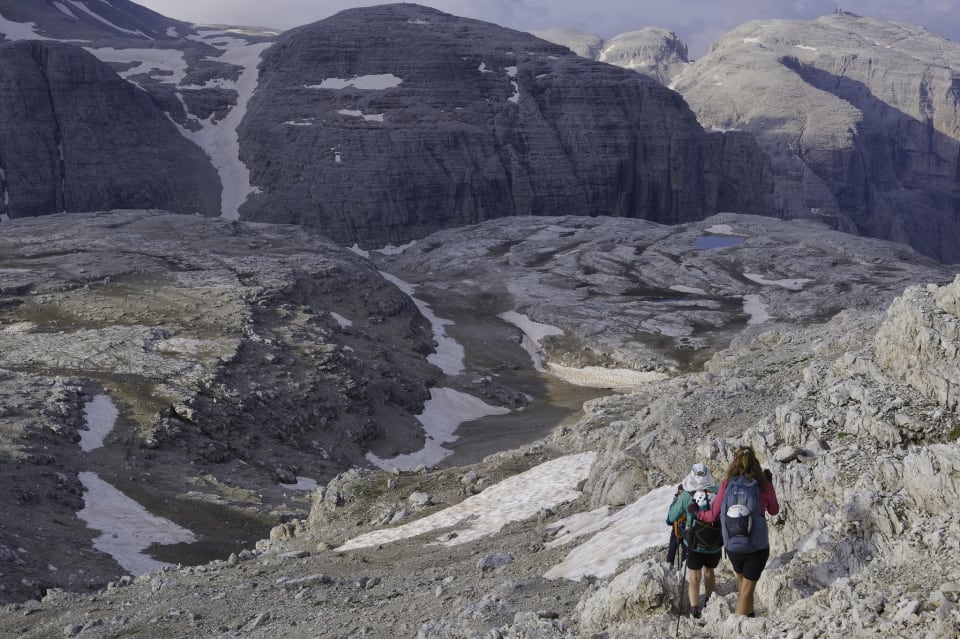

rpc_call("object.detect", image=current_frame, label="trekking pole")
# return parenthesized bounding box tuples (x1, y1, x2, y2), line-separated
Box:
(675, 559, 687, 637)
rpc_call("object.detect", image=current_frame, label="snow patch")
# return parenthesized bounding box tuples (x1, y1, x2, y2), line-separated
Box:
(743, 37, 762, 44)
(366, 388, 511, 471)
(546, 364, 667, 389)
(339, 452, 596, 551)
(282, 119, 315, 126)
(498, 311, 563, 372)
(704, 224, 736, 235)
(284, 476, 318, 492)
(85, 47, 188, 86)
(479, 62, 493, 73)
(306, 74, 403, 90)
(670, 284, 709, 296)
(348, 245, 369, 258)
(544, 484, 675, 581)
(80, 394, 119, 452)
(743, 272, 812, 290)
(795, 44, 818, 51)
(77, 472, 196, 575)
(374, 240, 417, 255)
(330, 312, 352, 328)
(407, 19, 430, 25)
(380, 271, 464, 375)
(0, 12, 51, 40)
(337, 109, 385, 122)
(743, 294, 770, 324)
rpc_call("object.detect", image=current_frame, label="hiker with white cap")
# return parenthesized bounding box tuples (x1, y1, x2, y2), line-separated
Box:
(666, 462, 723, 619)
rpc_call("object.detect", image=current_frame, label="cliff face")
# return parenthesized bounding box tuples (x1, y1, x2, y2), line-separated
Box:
(0, 41, 221, 219)
(236, 4, 774, 247)
(670, 13, 960, 263)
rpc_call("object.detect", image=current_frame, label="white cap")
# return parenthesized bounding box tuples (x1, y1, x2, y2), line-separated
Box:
(682, 463, 714, 492)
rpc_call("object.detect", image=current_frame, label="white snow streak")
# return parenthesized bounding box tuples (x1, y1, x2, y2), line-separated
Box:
(743, 272, 813, 290)
(380, 271, 464, 375)
(0, 12, 51, 40)
(52, 1, 78, 19)
(544, 484, 675, 581)
(77, 472, 196, 575)
(339, 452, 596, 551)
(179, 33, 271, 219)
(330, 311, 352, 328)
(374, 241, 417, 255)
(80, 394, 119, 452)
(337, 109, 385, 122)
(306, 74, 403, 90)
(670, 284, 709, 295)
(498, 311, 563, 372)
(366, 387, 510, 471)
(66, 0, 148, 38)
(704, 224, 735, 235)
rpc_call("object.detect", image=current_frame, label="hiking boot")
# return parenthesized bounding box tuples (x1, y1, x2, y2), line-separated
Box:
(690, 606, 701, 619)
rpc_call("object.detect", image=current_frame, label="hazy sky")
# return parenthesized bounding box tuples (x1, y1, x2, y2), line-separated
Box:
(135, 0, 960, 58)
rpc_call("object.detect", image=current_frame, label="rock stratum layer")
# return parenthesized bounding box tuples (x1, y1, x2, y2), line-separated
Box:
(237, 4, 774, 246)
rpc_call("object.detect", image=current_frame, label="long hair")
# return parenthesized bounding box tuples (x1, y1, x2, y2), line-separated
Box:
(724, 446, 768, 489)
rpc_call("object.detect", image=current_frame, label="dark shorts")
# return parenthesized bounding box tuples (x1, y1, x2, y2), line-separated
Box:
(686, 549, 721, 570)
(726, 547, 771, 581)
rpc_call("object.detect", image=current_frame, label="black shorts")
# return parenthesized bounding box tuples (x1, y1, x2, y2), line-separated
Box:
(686, 549, 721, 570)
(726, 548, 771, 581)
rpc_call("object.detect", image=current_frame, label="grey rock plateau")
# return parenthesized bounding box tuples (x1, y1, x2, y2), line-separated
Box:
(0, 211, 958, 639)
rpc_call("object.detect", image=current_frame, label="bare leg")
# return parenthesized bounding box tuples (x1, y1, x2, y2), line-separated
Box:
(688, 569, 701, 607)
(736, 576, 757, 616)
(703, 566, 715, 602)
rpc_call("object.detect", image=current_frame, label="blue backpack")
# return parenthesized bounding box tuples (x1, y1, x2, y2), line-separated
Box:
(721, 476, 760, 550)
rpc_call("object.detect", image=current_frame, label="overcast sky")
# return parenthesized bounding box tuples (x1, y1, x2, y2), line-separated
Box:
(135, 0, 960, 58)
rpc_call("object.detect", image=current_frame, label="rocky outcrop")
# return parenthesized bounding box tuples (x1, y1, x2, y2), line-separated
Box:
(237, 4, 775, 247)
(0, 41, 221, 219)
(670, 12, 960, 263)
(538, 27, 690, 84)
(875, 277, 960, 410)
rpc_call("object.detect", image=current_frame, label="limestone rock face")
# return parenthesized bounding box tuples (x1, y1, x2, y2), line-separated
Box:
(670, 12, 960, 263)
(597, 28, 689, 84)
(875, 277, 960, 410)
(539, 27, 690, 84)
(0, 41, 221, 218)
(237, 4, 774, 247)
